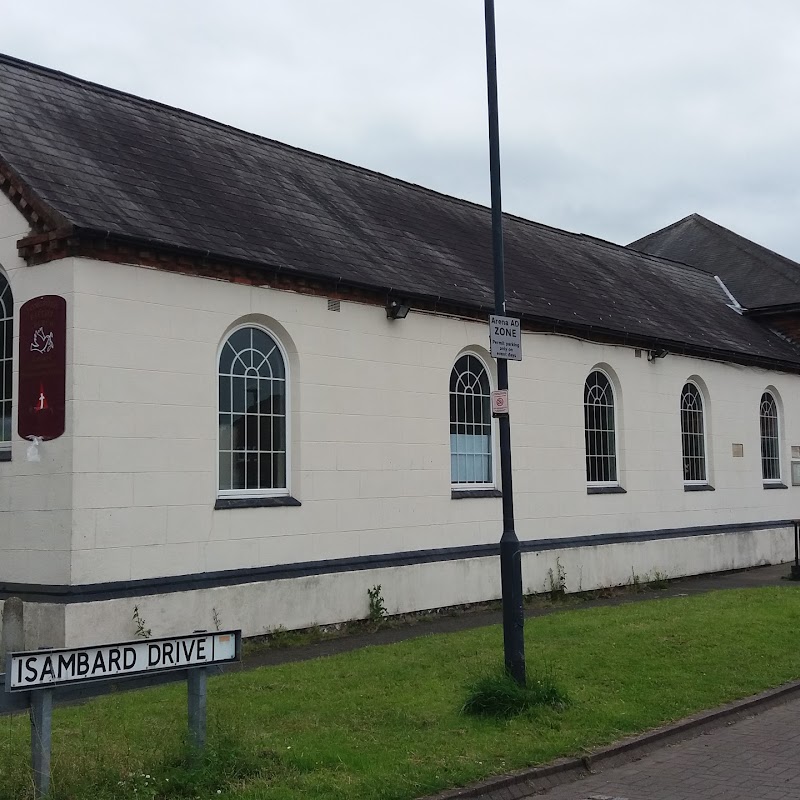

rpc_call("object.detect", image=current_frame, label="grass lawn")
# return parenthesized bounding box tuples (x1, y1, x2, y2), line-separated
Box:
(2, 586, 800, 799)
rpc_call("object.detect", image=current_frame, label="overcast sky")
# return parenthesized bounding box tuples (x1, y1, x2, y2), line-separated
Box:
(3, 1, 800, 258)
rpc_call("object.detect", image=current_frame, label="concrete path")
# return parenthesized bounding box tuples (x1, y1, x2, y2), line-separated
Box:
(526, 698, 800, 800)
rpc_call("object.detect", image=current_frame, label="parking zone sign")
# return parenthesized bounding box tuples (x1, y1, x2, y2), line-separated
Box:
(489, 315, 522, 361)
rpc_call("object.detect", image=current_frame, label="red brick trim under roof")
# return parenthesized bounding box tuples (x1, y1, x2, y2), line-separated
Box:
(12, 225, 800, 377)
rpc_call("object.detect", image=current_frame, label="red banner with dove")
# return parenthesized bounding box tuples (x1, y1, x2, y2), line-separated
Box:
(18, 295, 66, 441)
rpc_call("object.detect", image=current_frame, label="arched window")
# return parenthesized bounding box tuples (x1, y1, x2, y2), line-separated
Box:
(218, 326, 288, 496)
(0, 273, 12, 455)
(584, 370, 617, 484)
(680, 382, 707, 483)
(450, 354, 493, 486)
(760, 391, 781, 483)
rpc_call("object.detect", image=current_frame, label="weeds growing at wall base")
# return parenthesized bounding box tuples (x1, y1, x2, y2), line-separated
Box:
(131, 605, 151, 639)
(546, 558, 568, 600)
(367, 584, 388, 626)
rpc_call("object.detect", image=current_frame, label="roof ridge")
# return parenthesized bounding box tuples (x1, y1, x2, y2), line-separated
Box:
(4, 52, 800, 369)
(0, 52, 749, 283)
(1, 52, 683, 268)
(2, 49, 721, 288)
(690, 214, 800, 279)
(628, 213, 698, 248)
(0, 51, 511, 227)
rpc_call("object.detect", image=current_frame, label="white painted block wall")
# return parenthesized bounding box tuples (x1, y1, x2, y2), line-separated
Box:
(56, 256, 800, 590)
(60, 525, 792, 647)
(1, 192, 798, 646)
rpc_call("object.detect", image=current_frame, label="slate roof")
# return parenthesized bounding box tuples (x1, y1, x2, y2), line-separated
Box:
(1, 53, 800, 370)
(629, 213, 800, 311)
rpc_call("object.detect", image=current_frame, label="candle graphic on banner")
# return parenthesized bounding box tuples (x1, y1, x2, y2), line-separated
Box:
(36, 383, 48, 411)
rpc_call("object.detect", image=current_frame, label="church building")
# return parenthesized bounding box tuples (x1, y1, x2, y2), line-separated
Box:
(0, 54, 798, 648)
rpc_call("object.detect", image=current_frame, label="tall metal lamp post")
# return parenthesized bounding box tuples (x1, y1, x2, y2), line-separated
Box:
(483, 0, 526, 685)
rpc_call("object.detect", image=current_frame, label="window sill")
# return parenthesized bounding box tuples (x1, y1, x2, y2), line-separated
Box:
(587, 486, 626, 495)
(215, 496, 301, 510)
(451, 488, 503, 499)
(684, 483, 715, 492)
(763, 482, 788, 490)
(0, 450, 10, 463)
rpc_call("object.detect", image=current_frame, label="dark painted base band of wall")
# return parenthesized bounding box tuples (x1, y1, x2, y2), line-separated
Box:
(1, 519, 794, 604)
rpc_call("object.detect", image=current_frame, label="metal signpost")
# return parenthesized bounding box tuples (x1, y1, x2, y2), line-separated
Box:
(484, 0, 527, 685)
(3, 630, 241, 798)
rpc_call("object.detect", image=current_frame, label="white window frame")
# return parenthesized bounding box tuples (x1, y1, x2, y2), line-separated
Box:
(217, 324, 291, 499)
(759, 390, 782, 485)
(680, 381, 709, 486)
(0, 272, 12, 456)
(449, 352, 497, 490)
(584, 368, 620, 488)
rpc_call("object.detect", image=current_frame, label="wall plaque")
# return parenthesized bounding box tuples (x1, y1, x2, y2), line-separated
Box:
(18, 295, 66, 441)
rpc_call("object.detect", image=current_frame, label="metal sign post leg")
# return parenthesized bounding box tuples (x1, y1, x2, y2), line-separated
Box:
(0, 596, 24, 664)
(792, 521, 800, 580)
(31, 689, 53, 798)
(187, 667, 207, 753)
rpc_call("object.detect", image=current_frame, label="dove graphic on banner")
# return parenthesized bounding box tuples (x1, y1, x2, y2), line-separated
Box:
(30, 327, 55, 354)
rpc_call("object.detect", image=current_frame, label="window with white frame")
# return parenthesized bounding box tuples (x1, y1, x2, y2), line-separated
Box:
(680, 382, 707, 483)
(450, 354, 493, 486)
(760, 391, 781, 482)
(584, 370, 617, 484)
(218, 326, 288, 496)
(0, 273, 11, 453)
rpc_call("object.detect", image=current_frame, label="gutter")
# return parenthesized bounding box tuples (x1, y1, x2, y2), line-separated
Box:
(745, 302, 800, 318)
(16, 225, 800, 377)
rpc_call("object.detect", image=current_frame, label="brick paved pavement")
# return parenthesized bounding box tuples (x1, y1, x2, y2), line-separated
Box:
(530, 697, 800, 800)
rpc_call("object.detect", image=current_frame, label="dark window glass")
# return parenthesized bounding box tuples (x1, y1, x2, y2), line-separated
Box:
(680, 383, 707, 482)
(218, 327, 287, 493)
(449, 354, 492, 484)
(760, 392, 781, 481)
(584, 371, 617, 483)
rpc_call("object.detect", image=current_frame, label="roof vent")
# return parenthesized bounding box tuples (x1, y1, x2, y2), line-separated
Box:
(327, 299, 341, 312)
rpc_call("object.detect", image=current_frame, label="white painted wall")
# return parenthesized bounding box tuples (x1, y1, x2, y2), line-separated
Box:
(0, 194, 74, 586)
(62, 525, 792, 646)
(2, 248, 799, 647)
(63, 257, 800, 590)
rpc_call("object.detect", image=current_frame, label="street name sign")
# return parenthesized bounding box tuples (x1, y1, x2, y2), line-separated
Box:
(489, 315, 522, 361)
(5, 630, 241, 692)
